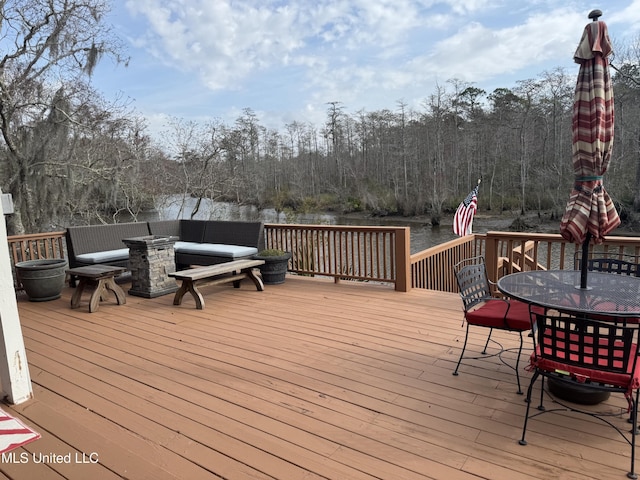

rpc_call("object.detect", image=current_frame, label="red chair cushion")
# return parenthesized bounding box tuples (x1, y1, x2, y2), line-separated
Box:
(532, 335, 640, 392)
(465, 299, 531, 330)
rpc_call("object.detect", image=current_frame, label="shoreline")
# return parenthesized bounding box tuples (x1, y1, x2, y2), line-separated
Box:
(337, 209, 640, 237)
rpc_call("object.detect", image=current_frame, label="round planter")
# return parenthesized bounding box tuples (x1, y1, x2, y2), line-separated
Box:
(547, 377, 610, 405)
(254, 252, 292, 285)
(15, 258, 68, 302)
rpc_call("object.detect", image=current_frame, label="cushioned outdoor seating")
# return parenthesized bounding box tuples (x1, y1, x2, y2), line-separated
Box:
(65, 219, 264, 286)
(75, 248, 130, 264)
(575, 252, 640, 277)
(173, 242, 257, 258)
(453, 256, 533, 394)
(519, 308, 640, 479)
(66, 222, 151, 270)
(149, 220, 262, 269)
(576, 253, 640, 322)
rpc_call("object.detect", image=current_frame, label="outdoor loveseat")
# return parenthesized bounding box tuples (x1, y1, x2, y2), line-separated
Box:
(65, 219, 264, 286)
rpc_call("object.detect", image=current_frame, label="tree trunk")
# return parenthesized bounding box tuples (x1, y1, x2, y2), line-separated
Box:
(633, 130, 640, 211)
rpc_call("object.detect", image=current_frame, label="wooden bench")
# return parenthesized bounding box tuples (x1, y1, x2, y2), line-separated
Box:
(168, 259, 265, 310)
(66, 265, 127, 313)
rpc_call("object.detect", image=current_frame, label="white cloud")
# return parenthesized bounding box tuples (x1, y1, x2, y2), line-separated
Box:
(112, 0, 638, 135)
(419, 8, 584, 82)
(442, 0, 496, 15)
(125, 0, 445, 91)
(126, 0, 307, 89)
(609, 0, 640, 35)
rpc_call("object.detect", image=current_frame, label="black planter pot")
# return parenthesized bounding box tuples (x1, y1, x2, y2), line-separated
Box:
(253, 252, 292, 285)
(15, 258, 68, 302)
(547, 377, 610, 405)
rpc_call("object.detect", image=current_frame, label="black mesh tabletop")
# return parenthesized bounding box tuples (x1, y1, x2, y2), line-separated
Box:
(497, 270, 640, 317)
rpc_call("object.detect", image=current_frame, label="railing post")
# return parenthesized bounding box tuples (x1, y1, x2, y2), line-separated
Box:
(395, 227, 411, 292)
(0, 191, 33, 404)
(484, 232, 500, 289)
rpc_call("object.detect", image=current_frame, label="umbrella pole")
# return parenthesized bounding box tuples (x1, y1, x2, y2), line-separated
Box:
(580, 232, 591, 289)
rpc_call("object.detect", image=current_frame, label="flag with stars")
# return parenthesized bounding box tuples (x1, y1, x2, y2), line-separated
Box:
(453, 185, 479, 237)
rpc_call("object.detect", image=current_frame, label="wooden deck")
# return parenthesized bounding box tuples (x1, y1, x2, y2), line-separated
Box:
(0, 276, 634, 479)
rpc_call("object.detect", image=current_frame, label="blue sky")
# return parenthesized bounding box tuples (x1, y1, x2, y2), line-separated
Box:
(92, 1, 640, 139)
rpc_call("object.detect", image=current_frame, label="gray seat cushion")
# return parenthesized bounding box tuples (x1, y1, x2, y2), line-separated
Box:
(75, 248, 129, 263)
(174, 242, 258, 259)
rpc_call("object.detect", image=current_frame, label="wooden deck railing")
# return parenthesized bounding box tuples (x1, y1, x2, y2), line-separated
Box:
(264, 224, 411, 291)
(483, 231, 640, 286)
(7, 227, 640, 296)
(6, 231, 67, 287)
(409, 234, 485, 291)
(7, 231, 66, 267)
(410, 231, 640, 294)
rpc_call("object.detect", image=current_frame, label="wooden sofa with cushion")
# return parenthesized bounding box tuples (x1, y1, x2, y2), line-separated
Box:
(147, 220, 264, 269)
(65, 219, 264, 286)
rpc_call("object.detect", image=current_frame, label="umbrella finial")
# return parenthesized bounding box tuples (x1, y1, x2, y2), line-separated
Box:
(588, 9, 602, 21)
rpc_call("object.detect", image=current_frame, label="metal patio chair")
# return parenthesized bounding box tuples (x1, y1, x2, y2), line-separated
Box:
(574, 252, 640, 277)
(575, 252, 640, 321)
(519, 308, 640, 479)
(453, 256, 532, 394)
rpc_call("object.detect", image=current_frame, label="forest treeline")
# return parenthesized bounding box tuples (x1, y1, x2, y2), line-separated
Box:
(1, 0, 639, 235)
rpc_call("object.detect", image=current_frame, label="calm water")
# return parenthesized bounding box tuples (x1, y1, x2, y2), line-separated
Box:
(143, 195, 520, 254)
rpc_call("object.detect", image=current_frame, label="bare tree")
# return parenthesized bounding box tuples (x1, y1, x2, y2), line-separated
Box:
(324, 101, 346, 189)
(161, 117, 229, 219)
(610, 36, 640, 213)
(0, 0, 127, 233)
(422, 83, 454, 222)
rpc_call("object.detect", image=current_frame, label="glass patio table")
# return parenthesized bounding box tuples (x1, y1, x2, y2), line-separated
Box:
(497, 269, 640, 404)
(497, 270, 640, 317)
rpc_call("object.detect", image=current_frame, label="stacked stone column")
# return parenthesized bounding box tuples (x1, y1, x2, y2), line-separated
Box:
(122, 235, 178, 298)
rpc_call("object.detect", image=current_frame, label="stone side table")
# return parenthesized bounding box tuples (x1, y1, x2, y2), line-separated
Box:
(122, 235, 179, 298)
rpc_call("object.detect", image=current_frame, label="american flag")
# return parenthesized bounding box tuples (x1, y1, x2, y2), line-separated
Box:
(453, 185, 479, 237)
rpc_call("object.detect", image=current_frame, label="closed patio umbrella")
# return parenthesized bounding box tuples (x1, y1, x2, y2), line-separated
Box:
(559, 9, 619, 288)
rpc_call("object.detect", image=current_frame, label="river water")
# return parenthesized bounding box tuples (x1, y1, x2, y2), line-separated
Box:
(143, 195, 526, 254)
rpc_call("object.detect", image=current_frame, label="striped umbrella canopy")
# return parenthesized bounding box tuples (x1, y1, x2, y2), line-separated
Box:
(559, 11, 619, 247)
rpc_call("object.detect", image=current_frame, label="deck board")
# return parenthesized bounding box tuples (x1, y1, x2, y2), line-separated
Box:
(1, 276, 634, 479)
